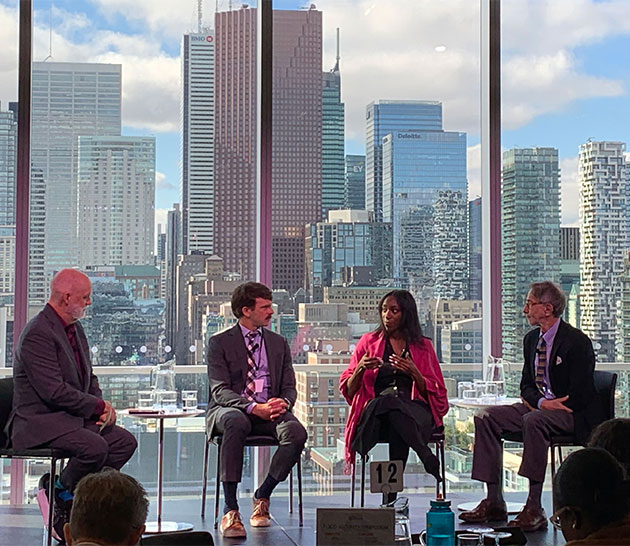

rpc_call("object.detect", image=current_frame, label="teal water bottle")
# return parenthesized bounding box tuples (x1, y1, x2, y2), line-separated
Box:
(425, 496, 455, 545)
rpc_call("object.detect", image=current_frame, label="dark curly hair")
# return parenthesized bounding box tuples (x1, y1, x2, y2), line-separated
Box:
(231, 282, 273, 318)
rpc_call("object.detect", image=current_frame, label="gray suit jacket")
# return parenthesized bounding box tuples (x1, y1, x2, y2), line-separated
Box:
(206, 324, 297, 437)
(10, 304, 103, 449)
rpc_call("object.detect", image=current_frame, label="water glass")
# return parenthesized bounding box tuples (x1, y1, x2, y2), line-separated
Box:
(462, 388, 479, 400)
(392, 497, 412, 546)
(457, 534, 482, 546)
(458, 381, 473, 400)
(137, 390, 154, 410)
(182, 390, 198, 410)
(155, 390, 177, 410)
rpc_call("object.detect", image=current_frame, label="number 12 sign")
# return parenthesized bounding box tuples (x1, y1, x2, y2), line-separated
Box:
(369, 460, 403, 494)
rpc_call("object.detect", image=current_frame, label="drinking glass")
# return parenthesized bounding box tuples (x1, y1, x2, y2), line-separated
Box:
(137, 390, 154, 410)
(155, 390, 177, 410)
(487, 359, 506, 399)
(483, 531, 512, 545)
(182, 390, 198, 410)
(458, 381, 473, 400)
(457, 534, 482, 546)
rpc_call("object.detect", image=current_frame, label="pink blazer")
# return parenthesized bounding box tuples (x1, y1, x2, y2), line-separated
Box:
(339, 331, 449, 469)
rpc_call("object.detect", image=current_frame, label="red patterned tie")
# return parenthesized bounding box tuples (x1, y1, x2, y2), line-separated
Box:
(243, 330, 260, 401)
(535, 336, 547, 394)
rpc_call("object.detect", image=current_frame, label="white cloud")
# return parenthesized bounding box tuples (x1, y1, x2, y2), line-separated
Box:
(560, 155, 580, 226)
(156, 171, 176, 191)
(467, 144, 482, 201)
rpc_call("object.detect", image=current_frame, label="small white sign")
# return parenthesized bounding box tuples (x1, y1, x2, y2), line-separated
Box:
(369, 460, 404, 494)
(316, 508, 394, 546)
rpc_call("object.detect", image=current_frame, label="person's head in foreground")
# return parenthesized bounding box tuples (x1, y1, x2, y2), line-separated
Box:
(63, 469, 148, 546)
(552, 447, 630, 543)
(588, 417, 630, 476)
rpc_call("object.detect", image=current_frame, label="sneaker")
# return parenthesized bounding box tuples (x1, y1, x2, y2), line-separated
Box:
(37, 473, 71, 543)
(220, 509, 246, 538)
(250, 497, 271, 527)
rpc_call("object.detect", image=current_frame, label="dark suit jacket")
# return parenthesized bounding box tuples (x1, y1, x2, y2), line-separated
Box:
(206, 324, 297, 437)
(520, 319, 603, 444)
(9, 304, 103, 449)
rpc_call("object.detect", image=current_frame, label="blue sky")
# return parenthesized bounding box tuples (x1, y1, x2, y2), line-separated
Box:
(2, 0, 630, 228)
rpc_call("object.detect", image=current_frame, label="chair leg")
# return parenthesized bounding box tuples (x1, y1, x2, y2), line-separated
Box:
(297, 457, 303, 527)
(201, 436, 210, 517)
(360, 455, 366, 508)
(289, 466, 294, 514)
(214, 442, 221, 530)
(350, 460, 356, 507)
(47, 458, 56, 546)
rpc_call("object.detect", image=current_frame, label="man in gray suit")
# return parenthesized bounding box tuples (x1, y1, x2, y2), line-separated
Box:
(207, 282, 307, 538)
(10, 269, 137, 538)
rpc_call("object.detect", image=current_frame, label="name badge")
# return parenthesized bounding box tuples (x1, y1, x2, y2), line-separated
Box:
(254, 379, 264, 393)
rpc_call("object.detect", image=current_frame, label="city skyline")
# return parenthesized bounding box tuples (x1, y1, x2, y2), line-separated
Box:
(0, 0, 628, 232)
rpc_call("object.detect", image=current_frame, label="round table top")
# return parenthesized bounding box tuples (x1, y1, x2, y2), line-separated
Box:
(121, 408, 205, 420)
(450, 397, 521, 409)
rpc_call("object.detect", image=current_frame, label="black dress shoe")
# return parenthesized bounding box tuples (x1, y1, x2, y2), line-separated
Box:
(507, 505, 547, 532)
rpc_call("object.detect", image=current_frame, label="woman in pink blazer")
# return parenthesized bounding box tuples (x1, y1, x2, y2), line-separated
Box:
(340, 290, 449, 502)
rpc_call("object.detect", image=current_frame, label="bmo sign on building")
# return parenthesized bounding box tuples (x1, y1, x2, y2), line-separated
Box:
(191, 34, 214, 43)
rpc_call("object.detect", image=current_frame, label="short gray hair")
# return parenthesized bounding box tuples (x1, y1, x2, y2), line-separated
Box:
(69, 469, 148, 544)
(529, 281, 566, 317)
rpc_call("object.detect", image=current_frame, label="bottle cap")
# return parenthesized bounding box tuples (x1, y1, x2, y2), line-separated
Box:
(430, 497, 452, 508)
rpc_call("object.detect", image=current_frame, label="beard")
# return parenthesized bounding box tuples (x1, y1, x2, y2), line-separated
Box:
(68, 304, 87, 321)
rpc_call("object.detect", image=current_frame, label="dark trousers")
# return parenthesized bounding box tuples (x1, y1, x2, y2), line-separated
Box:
(46, 422, 137, 492)
(471, 402, 574, 484)
(213, 408, 307, 483)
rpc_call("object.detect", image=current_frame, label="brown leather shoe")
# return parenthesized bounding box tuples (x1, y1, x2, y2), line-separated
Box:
(507, 505, 548, 532)
(459, 499, 508, 522)
(220, 509, 247, 538)
(250, 497, 271, 527)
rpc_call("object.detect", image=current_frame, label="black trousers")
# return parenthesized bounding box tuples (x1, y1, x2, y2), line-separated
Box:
(46, 422, 137, 491)
(212, 408, 307, 483)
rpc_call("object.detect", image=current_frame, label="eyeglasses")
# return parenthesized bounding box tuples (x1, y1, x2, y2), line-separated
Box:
(524, 300, 547, 309)
(549, 506, 574, 531)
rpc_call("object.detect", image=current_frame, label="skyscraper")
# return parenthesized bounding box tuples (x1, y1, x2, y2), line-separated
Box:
(468, 197, 482, 300)
(214, 6, 322, 292)
(381, 126, 467, 290)
(501, 147, 560, 362)
(0, 104, 16, 299)
(165, 204, 182, 350)
(31, 62, 121, 287)
(77, 136, 156, 268)
(579, 140, 629, 362)
(181, 31, 215, 255)
(344, 155, 365, 210)
(321, 34, 345, 218)
(366, 100, 442, 222)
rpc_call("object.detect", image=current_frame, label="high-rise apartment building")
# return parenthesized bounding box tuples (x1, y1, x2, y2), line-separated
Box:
(77, 136, 155, 268)
(366, 100, 443, 222)
(31, 62, 121, 289)
(468, 197, 482, 300)
(305, 210, 392, 302)
(322, 49, 345, 218)
(433, 190, 469, 299)
(502, 147, 561, 362)
(181, 32, 215, 255)
(214, 6, 322, 292)
(344, 155, 365, 210)
(381, 127, 467, 289)
(0, 104, 16, 299)
(579, 140, 630, 362)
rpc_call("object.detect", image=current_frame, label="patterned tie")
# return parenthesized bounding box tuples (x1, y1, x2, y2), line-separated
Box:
(535, 336, 547, 394)
(243, 330, 260, 402)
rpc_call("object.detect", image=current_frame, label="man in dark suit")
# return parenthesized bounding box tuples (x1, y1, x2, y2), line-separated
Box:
(10, 269, 137, 538)
(207, 282, 307, 538)
(460, 281, 602, 531)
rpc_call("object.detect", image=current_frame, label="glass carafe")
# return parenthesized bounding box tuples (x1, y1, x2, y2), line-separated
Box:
(151, 358, 176, 393)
